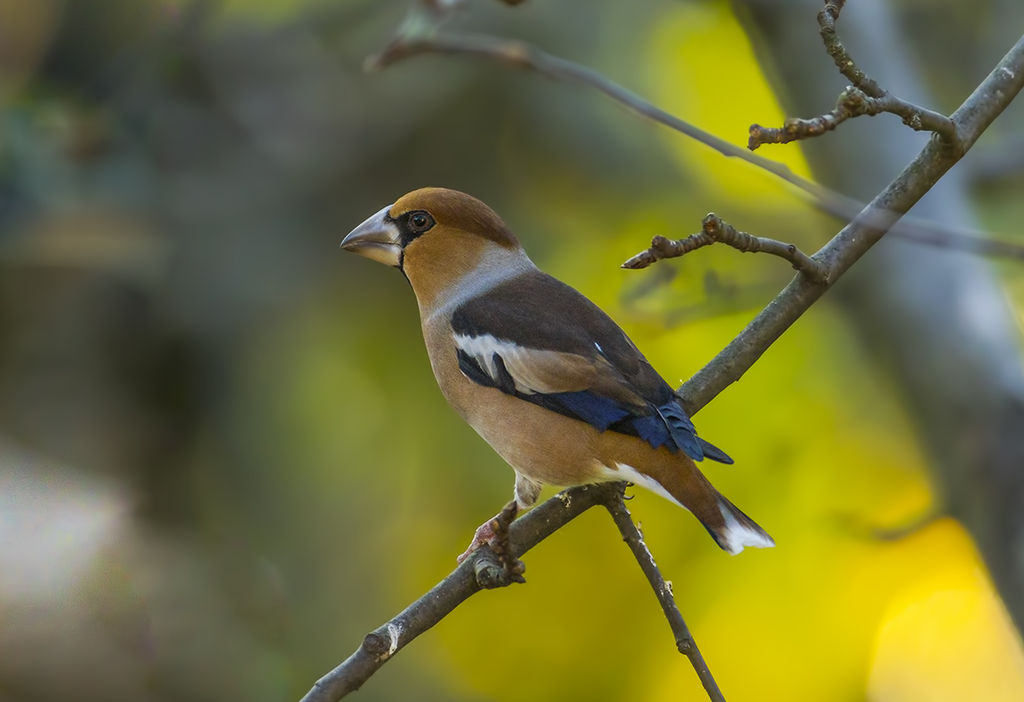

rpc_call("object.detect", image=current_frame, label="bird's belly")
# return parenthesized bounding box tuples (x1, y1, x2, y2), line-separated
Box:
(423, 320, 657, 487)
(423, 335, 605, 485)
(461, 387, 612, 486)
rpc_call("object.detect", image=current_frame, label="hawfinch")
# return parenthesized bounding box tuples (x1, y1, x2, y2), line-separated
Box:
(341, 188, 774, 556)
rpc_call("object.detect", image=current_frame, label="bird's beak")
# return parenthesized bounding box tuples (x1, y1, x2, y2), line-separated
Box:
(340, 204, 402, 267)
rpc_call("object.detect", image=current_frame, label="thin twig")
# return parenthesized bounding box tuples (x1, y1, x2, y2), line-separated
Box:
(604, 490, 726, 702)
(752, 0, 956, 149)
(623, 214, 830, 284)
(367, 32, 846, 211)
(817, 0, 955, 140)
(365, 28, 1024, 261)
(679, 33, 1024, 416)
(818, 0, 879, 95)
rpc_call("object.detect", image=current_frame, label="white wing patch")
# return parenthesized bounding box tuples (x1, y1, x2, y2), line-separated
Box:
(453, 332, 587, 395)
(454, 332, 507, 383)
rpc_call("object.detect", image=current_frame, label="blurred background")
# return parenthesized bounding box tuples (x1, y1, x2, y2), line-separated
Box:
(1, 0, 1023, 700)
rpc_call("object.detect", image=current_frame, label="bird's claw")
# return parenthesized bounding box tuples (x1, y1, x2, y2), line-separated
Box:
(457, 500, 525, 582)
(456, 520, 497, 564)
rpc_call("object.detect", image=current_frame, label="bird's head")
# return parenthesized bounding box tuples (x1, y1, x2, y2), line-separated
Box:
(342, 187, 530, 310)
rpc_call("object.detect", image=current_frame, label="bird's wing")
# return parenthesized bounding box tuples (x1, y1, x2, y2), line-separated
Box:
(450, 271, 731, 463)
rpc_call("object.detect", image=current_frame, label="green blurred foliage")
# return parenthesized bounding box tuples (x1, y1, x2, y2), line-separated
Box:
(1, 1, 1023, 701)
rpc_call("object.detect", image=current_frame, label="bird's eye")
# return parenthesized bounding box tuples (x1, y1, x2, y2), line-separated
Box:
(409, 211, 434, 233)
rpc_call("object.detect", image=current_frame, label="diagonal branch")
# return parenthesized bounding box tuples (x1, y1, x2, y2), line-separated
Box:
(300, 482, 721, 701)
(299, 483, 615, 702)
(604, 492, 726, 702)
(366, 32, 823, 200)
(365, 28, 1024, 262)
(678, 32, 1024, 415)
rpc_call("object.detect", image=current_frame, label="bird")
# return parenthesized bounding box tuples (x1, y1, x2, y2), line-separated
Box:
(341, 187, 774, 559)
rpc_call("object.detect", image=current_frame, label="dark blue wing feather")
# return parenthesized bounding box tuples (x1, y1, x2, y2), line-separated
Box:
(698, 438, 734, 464)
(541, 391, 633, 431)
(656, 402, 704, 459)
(608, 401, 704, 461)
(616, 414, 670, 451)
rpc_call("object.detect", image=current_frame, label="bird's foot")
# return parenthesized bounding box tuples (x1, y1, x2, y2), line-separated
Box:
(457, 500, 525, 583)
(456, 520, 497, 563)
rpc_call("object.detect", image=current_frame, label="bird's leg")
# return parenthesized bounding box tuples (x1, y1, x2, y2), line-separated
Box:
(456, 500, 525, 582)
(486, 499, 522, 574)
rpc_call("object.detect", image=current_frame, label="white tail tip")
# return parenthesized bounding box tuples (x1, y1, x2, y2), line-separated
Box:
(718, 499, 775, 555)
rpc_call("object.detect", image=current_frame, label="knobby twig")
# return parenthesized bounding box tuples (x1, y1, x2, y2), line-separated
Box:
(604, 492, 725, 702)
(818, 0, 955, 140)
(749, 85, 952, 149)
(749, 0, 956, 149)
(816, 0, 873, 91)
(301, 482, 721, 701)
(679, 33, 1024, 415)
(622, 213, 830, 285)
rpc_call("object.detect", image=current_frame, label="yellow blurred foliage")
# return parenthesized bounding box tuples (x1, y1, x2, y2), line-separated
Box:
(645, 0, 814, 206)
(869, 521, 1024, 702)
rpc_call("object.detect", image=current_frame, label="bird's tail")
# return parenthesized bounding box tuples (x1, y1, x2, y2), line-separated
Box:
(702, 492, 775, 555)
(622, 451, 774, 555)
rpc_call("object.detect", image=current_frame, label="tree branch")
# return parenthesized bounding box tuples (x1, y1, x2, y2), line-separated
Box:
(301, 482, 722, 701)
(678, 32, 1024, 414)
(603, 491, 725, 702)
(622, 213, 830, 285)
